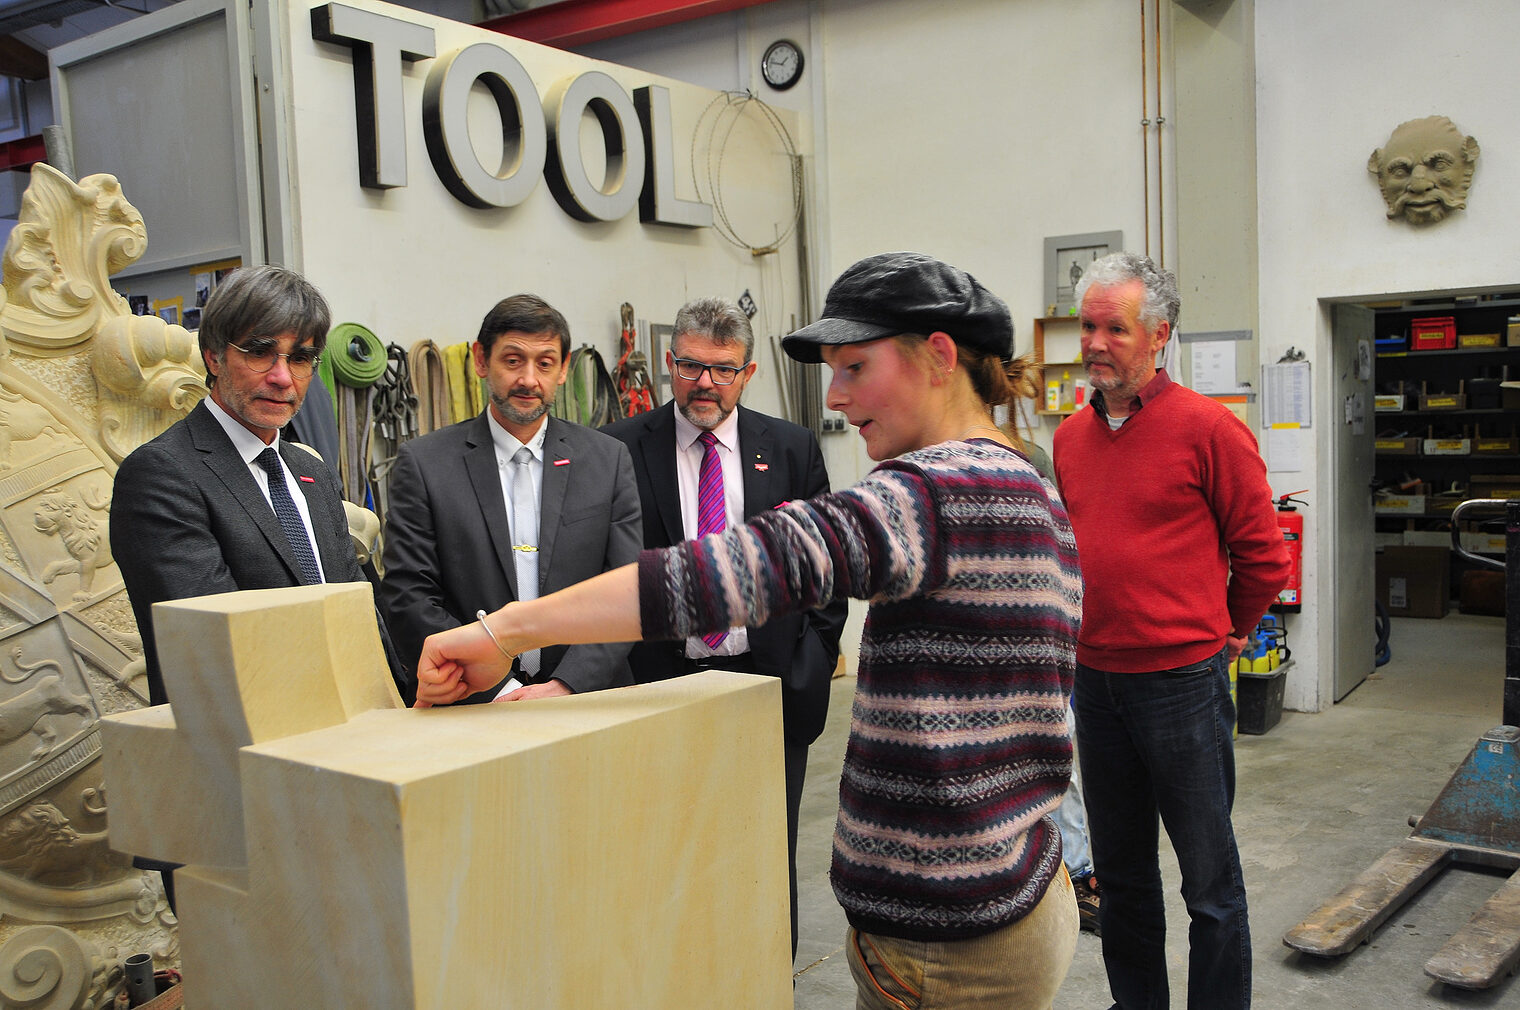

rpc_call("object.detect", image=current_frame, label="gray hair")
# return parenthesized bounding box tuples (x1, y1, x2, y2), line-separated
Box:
(1074, 252, 1180, 333)
(672, 297, 755, 362)
(198, 265, 332, 385)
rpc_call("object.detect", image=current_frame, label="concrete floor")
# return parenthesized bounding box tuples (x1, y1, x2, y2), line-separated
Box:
(790, 612, 1514, 1008)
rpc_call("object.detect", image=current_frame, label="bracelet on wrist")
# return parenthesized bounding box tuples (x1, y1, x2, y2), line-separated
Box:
(476, 609, 513, 659)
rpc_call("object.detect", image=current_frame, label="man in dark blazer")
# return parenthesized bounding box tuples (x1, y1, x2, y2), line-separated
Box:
(601, 297, 846, 958)
(111, 265, 400, 709)
(111, 265, 405, 908)
(381, 295, 641, 701)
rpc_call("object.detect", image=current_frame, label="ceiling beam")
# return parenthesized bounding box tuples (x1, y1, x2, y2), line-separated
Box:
(0, 36, 48, 81)
(480, 0, 780, 48)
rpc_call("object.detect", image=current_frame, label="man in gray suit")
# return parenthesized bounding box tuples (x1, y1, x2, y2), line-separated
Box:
(381, 295, 641, 701)
(112, 265, 399, 709)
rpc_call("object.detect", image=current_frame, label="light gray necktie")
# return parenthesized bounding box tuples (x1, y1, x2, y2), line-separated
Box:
(511, 446, 540, 677)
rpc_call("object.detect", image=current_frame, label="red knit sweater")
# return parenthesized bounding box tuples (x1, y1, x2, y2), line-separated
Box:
(1052, 372, 1290, 672)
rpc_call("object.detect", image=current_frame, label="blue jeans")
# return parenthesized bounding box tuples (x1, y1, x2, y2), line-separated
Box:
(1052, 703, 1094, 880)
(1073, 649, 1250, 1010)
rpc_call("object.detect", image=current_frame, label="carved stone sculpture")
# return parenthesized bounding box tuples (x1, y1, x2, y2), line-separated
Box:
(0, 163, 203, 1008)
(1368, 115, 1480, 225)
(102, 584, 791, 1009)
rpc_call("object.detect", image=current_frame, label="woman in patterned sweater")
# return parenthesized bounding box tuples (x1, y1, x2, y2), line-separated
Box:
(416, 253, 1083, 1009)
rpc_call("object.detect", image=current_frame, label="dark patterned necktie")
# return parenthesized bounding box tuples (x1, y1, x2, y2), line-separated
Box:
(256, 447, 322, 585)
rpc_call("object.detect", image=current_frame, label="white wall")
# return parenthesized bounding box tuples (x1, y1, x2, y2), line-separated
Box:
(281, 0, 807, 423)
(1255, 0, 1520, 709)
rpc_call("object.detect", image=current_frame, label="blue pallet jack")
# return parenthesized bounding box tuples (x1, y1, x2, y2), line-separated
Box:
(1283, 499, 1520, 990)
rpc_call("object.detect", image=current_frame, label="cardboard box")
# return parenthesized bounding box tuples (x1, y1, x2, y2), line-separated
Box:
(1403, 530, 1453, 548)
(1508, 316, 1520, 346)
(1422, 438, 1471, 456)
(1459, 570, 1504, 616)
(1376, 545, 1450, 618)
(1474, 436, 1519, 455)
(1458, 332, 1501, 348)
(1418, 391, 1467, 410)
(1374, 394, 1405, 412)
(1459, 531, 1506, 554)
(1374, 530, 1405, 548)
(1374, 437, 1420, 455)
(1374, 493, 1426, 515)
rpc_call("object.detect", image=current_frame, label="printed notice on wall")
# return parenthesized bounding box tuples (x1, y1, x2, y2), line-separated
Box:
(1262, 361, 1311, 429)
(1265, 423, 1304, 473)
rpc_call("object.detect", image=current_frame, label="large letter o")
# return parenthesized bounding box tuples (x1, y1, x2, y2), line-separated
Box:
(544, 72, 646, 223)
(422, 43, 546, 209)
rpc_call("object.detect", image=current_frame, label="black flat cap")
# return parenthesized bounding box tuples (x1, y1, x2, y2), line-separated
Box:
(782, 252, 1014, 363)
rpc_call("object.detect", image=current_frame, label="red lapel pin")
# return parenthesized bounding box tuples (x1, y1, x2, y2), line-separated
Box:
(553, 458, 570, 466)
(298, 475, 315, 483)
(754, 463, 769, 472)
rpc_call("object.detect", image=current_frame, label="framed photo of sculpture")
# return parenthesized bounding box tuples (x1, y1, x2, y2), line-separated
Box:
(1044, 231, 1122, 317)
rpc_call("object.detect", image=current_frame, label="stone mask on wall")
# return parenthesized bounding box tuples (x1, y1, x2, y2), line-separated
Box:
(1368, 115, 1479, 226)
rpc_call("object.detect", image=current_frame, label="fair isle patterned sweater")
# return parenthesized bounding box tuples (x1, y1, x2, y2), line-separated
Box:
(638, 438, 1082, 940)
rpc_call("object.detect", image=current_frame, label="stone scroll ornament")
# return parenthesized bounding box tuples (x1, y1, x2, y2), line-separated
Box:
(0, 164, 204, 1008)
(1368, 115, 1479, 226)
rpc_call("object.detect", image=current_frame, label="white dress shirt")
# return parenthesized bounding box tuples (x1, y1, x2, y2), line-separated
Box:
(205, 396, 327, 582)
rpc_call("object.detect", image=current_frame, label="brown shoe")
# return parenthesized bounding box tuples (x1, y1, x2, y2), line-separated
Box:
(1074, 875, 1100, 934)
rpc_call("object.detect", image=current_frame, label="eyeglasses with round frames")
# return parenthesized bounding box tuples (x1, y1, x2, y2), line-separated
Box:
(671, 357, 746, 385)
(226, 340, 322, 378)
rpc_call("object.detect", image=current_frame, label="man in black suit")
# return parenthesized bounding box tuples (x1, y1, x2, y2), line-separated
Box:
(111, 265, 399, 709)
(602, 297, 846, 958)
(111, 265, 404, 908)
(381, 295, 641, 701)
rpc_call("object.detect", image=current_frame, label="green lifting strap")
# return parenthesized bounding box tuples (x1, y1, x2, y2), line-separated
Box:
(326, 322, 388, 388)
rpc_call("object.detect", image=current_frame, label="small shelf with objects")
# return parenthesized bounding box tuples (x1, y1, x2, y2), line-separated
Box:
(1032, 316, 1087, 416)
(1372, 294, 1520, 617)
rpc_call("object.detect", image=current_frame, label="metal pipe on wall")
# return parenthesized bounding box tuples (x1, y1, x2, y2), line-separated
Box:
(1140, 0, 1149, 259)
(1154, 0, 1164, 268)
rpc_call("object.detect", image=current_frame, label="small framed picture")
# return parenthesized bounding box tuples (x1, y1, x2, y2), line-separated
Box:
(183, 307, 202, 330)
(1044, 231, 1122, 317)
(152, 296, 183, 326)
(649, 323, 674, 402)
(128, 294, 149, 316)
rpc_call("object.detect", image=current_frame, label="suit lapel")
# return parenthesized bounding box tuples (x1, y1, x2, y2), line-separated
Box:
(640, 405, 685, 545)
(737, 407, 778, 517)
(462, 414, 520, 597)
(536, 417, 572, 584)
(187, 405, 302, 581)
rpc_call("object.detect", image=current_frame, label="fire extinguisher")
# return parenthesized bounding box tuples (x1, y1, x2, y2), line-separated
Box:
(1271, 490, 1307, 613)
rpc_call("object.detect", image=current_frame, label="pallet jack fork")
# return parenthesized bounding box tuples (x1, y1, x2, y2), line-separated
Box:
(1283, 499, 1520, 990)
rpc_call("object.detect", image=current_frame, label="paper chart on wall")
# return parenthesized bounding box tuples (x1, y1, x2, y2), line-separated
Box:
(1262, 362, 1312, 429)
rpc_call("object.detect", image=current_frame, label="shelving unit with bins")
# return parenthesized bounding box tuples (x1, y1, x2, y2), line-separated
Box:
(1033, 316, 1084, 417)
(1372, 295, 1520, 584)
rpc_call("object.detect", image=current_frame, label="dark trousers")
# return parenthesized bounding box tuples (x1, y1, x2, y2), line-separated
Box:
(686, 652, 807, 960)
(1074, 648, 1251, 1010)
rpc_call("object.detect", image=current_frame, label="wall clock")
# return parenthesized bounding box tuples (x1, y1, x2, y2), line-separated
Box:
(761, 39, 804, 91)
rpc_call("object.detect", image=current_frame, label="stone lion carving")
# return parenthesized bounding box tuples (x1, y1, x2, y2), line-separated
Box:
(1368, 115, 1480, 226)
(34, 487, 114, 603)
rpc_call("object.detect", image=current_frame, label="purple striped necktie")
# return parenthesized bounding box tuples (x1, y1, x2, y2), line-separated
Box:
(696, 431, 727, 650)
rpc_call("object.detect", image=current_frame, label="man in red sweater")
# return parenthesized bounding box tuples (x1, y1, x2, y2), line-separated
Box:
(1053, 252, 1288, 1010)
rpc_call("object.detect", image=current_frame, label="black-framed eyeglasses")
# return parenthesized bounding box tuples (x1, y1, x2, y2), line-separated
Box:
(671, 357, 746, 385)
(227, 339, 321, 378)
